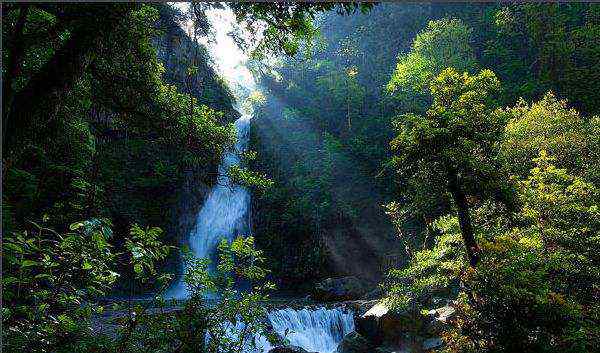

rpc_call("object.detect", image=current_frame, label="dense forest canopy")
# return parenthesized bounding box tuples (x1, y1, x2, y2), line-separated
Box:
(2, 2, 599, 353)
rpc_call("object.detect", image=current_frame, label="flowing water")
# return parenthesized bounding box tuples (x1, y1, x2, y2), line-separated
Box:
(215, 307, 355, 353)
(263, 307, 355, 353)
(165, 113, 354, 351)
(165, 113, 355, 351)
(166, 115, 252, 299)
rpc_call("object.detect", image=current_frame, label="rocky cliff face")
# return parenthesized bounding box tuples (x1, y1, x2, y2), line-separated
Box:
(164, 170, 210, 275)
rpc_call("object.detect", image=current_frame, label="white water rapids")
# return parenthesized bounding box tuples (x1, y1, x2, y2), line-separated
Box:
(215, 307, 355, 353)
(165, 112, 355, 352)
(264, 307, 355, 353)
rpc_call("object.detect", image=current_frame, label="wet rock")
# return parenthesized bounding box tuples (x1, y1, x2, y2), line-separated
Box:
(433, 305, 455, 323)
(268, 346, 315, 353)
(355, 302, 418, 345)
(353, 302, 452, 352)
(354, 302, 386, 343)
(336, 332, 373, 353)
(314, 277, 370, 302)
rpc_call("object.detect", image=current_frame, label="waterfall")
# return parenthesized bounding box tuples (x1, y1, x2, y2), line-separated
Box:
(167, 114, 252, 299)
(263, 307, 355, 353)
(164, 6, 255, 300)
(165, 8, 353, 353)
(215, 307, 355, 353)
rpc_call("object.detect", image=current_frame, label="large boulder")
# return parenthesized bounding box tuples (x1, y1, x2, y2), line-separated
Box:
(336, 332, 372, 353)
(354, 302, 386, 343)
(268, 346, 315, 353)
(429, 305, 455, 323)
(353, 302, 453, 352)
(355, 302, 425, 346)
(363, 287, 384, 300)
(314, 276, 370, 302)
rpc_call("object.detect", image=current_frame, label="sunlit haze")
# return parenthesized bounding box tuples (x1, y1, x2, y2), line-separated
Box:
(172, 2, 255, 91)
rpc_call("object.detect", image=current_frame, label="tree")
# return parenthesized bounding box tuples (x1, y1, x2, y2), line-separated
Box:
(484, 3, 600, 114)
(387, 152, 600, 352)
(2, 2, 374, 153)
(499, 92, 600, 183)
(448, 152, 600, 352)
(2, 218, 171, 352)
(2, 4, 135, 152)
(224, 2, 374, 58)
(113, 236, 276, 353)
(315, 66, 366, 133)
(390, 68, 504, 266)
(387, 18, 477, 112)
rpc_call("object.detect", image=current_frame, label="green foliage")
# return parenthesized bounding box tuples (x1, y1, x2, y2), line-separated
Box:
(315, 66, 366, 129)
(2, 217, 175, 352)
(2, 219, 118, 352)
(228, 164, 274, 194)
(447, 155, 600, 352)
(249, 115, 339, 284)
(482, 4, 600, 114)
(500, 92, 600, 182)
(251, 3, 423, 183)
(196, 237, 276, 353)
(387, 18, 477, 97)
(250, 4, 600, 284)
(390, 68, 505, 219)
(113, 236, 276, 353)
(126, 224, 173, 282)
(2, 3, 238, 296)
(384, 13, 600, 345)
(4, 3, 600, 352)
(226, 2, 374, 58)
(386, 151, 600, 352)
(2, 217, 275, 353)
(250, 5, 426, 284)
(1, 4, 254, 350)
(519, 151, 600, 302)
(385, 215, 466, 310)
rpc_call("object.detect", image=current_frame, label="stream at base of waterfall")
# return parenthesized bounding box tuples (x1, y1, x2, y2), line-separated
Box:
(221, 307, 355, 353)
(262, 307, 355, 353)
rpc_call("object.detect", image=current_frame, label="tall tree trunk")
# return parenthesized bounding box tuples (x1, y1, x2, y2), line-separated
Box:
(447, 168, 480, 267)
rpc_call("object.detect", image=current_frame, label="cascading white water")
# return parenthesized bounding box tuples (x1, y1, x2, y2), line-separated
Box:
(263, 307, 355, 353)
(217, 307, 355, 353)
(167, 115, 252, 299)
